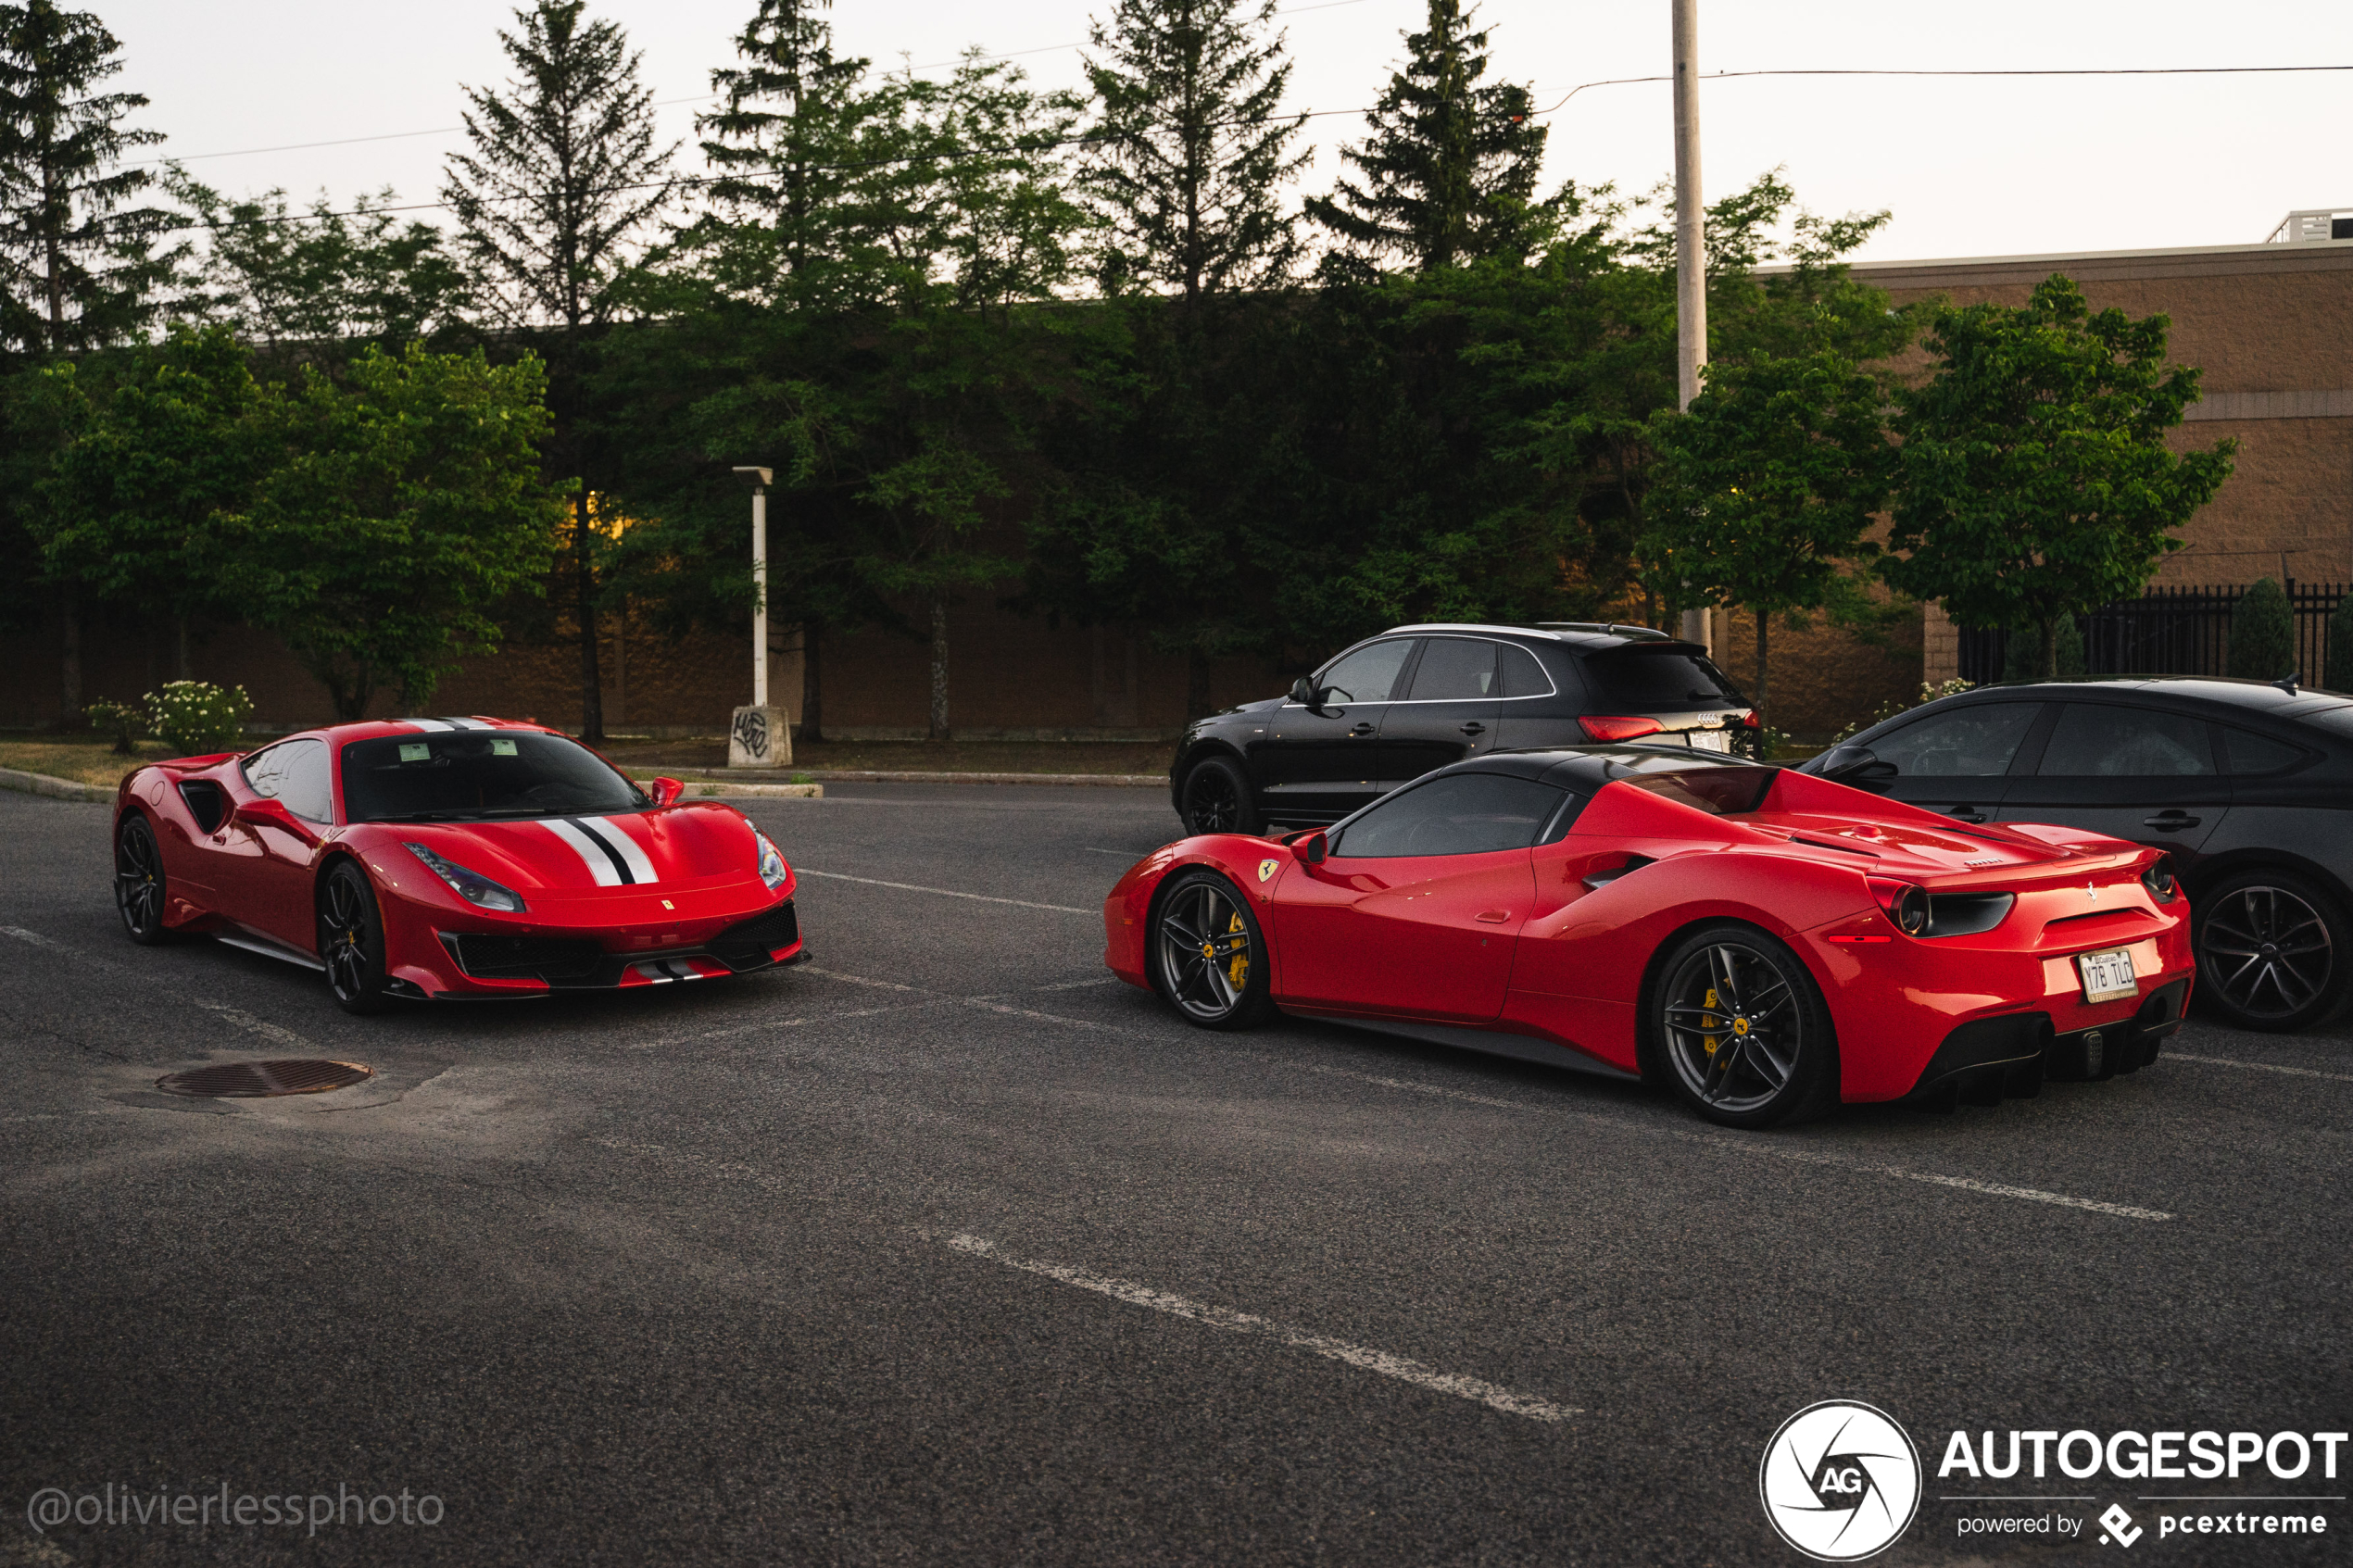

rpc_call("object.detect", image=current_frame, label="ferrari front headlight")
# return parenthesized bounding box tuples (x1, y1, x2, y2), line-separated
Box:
(754, 829, 791, 891)
(405, 842, 527, 912)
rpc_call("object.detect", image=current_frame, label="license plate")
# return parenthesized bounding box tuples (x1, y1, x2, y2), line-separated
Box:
(1685, 731, 1730, 754)
(2077, 947, 2138, 1004)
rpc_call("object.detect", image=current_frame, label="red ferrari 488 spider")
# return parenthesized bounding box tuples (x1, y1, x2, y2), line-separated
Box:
(112, 718, 803, 1011)
(1103, 747, 2196, 1125)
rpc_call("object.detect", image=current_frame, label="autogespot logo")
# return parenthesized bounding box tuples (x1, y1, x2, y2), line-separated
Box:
(1759, 1400, 1923, 1562)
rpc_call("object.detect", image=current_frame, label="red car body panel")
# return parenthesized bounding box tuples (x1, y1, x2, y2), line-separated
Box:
(115, 719, 803, 998)
(1104, 763, 2194, 1104)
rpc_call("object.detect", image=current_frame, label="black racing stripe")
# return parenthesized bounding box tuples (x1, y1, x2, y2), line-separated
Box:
(567, 817, 637, 884)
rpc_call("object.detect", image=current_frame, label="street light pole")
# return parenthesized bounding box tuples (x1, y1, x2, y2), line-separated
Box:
(728, 466, 784, 769)
(733, 466, 773, 708)
(1671, 0, 1712, 654)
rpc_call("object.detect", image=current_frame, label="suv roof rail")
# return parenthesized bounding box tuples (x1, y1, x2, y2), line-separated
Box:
(1531, 621, 1674, 643)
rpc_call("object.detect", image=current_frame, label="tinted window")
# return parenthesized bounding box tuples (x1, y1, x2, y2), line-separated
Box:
(243, 739, 333, 822)
(2039, 705, 2214, 777)
(1332, 773, 1566, 858)
(2221, 727, 2309, 775)
(1499, 645, 1554, 698)
(1315, 639, 1416, 704)
(1617, 767, 1776, 817)
(1871, 703, 2039, 779)
(1580, 646, 1743, 710)
(1406, 637, 1497, 701)
(341, 731, 648, 822)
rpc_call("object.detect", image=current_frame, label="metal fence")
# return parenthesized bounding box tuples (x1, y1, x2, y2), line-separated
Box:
(1957, 582, 2347, 686)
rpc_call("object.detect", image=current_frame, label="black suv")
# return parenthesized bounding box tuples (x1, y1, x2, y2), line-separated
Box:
(1170, 622, 1755, 836)
(1802, 676, 2353, 1031)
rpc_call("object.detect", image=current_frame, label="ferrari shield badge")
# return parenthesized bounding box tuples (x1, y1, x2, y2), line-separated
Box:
(1257, 859, 1280, 883)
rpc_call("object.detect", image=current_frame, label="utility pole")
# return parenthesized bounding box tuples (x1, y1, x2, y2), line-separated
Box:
(1672, 0, 1712, 655)
(727, 465, 788, 768)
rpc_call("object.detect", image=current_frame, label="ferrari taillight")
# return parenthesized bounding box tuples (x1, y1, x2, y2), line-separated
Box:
(1579, 715, 1665, 742)
(1867, 876, 1931, 936)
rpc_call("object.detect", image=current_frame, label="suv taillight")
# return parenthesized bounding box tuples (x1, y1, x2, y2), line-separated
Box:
(1579, 715, 1665, 742)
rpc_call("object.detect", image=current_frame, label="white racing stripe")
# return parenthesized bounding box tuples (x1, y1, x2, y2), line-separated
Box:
(797, 869, 1090, 914)
(2168, 1051, 2353, 1085)
(439, 717, 493, 730)
(944, 1234, 1579, 1424)
(540, 816, 661, 885)
(403, 719, 455, 732)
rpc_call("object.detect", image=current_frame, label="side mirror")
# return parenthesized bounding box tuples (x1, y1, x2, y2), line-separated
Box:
(1288, 675, 1317, 707)
(649, 776, 685, 807)
(233, 797, 319, 843)
(1817, 744, 1898, 793)
(1290, 829, 1327, 865)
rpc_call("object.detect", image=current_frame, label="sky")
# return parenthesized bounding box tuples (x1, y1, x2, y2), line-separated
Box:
(105, 0, 2353, 266)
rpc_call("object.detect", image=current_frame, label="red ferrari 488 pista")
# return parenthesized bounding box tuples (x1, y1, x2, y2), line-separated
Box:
(1103, 747, 2195, 1126)
(111, 718, 803, 1011)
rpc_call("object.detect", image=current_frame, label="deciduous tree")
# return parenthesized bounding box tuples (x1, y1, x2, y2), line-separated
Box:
(1883, 275, 2235, 678)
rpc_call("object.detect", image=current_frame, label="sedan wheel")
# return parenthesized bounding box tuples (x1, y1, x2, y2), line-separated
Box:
(2196, 871, 2347, 1031)
(114, 814, 171, 946)
(319, 860, 393, 1015)
(1150, 870, 1274, 1030)
(1652, 924, 1838, 1128)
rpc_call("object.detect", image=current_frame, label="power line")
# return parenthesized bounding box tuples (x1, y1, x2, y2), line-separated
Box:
(129, 0, 1382, 170)
(136, 59, 2353, 242)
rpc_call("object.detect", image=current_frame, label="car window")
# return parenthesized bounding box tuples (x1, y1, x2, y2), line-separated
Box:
(2038, 705, 2215, 777)
(1315, 639, 1416, 704)
(1580, 646, 1744, 711)
(341, 731, 648, 822)
(1870, 703, 2040, 779)
(1330, 773, 1566, 859)
(1498, 645, 1554, 698)
(242, 738, 333, 822)
(1615, 767, 1778, 816)
(1406, 638, 1497, 701)
(2220, 727, 2309, 775)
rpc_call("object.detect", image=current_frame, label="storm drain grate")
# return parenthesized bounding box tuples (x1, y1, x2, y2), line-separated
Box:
(155, 1060, 374, 1098)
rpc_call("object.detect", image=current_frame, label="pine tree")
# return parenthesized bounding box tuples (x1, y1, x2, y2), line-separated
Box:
(2226, 577, 2296, 682)
(1304, 0, 1548, 273)
(696, 0, 871, 293)
(442, 0, 677, 741)
(0, 0, 174, 358)
(1080, 0, 1308, 306)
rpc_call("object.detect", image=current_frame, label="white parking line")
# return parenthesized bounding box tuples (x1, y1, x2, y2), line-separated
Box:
(796, 870, 1092, 915)
(1667, 1131, 2176, 1222)
(2168, 1052, 2353, 1085)
(943, 1234, 1579, 1424)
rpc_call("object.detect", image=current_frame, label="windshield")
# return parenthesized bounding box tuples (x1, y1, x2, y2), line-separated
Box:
(341, 731, 648, 823)
(1581, 646, 1746, 711)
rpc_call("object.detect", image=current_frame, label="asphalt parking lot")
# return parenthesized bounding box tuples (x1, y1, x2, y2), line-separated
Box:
(4, 782, 2350, 1565)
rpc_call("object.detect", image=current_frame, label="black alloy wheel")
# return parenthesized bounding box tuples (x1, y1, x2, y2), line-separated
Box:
(1180, 756, 1263, 836)
(1650, 923, 1839, 1128)
(319, 860, 393, 1015)
(1150, 870, 1275, 1030)
(2195, 869, 2348, 1031)
(114, 814, 171, 945)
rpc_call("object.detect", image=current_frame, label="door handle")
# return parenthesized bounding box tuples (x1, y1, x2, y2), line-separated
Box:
(1944, 806, 1987, 823)
(1458, 721, 1486, 735)
(1349, 722, 1376, 736)
(1475, 909, 1512, 923)
(2143, 811, 2200, 829)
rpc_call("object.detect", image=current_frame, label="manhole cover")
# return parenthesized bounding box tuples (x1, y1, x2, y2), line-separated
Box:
(155, 1060, 374, 1098)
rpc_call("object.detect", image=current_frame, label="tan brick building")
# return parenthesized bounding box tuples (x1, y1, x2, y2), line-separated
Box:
(8, 219, 2348, 742)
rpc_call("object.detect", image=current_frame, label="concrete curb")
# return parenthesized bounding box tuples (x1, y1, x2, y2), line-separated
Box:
(0, 766, 117, 804)
(685, 781, 825, 799)
(682, 770, 1166, 788)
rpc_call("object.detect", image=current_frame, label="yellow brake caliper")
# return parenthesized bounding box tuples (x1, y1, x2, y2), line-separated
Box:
(1702, 986, 1721, 1057)
(1225, 911, 1250, 989)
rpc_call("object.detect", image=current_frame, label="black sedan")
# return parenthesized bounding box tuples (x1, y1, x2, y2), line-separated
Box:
(1170, 622, 1756, 836)
(1804, 676, 2353, 1031)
